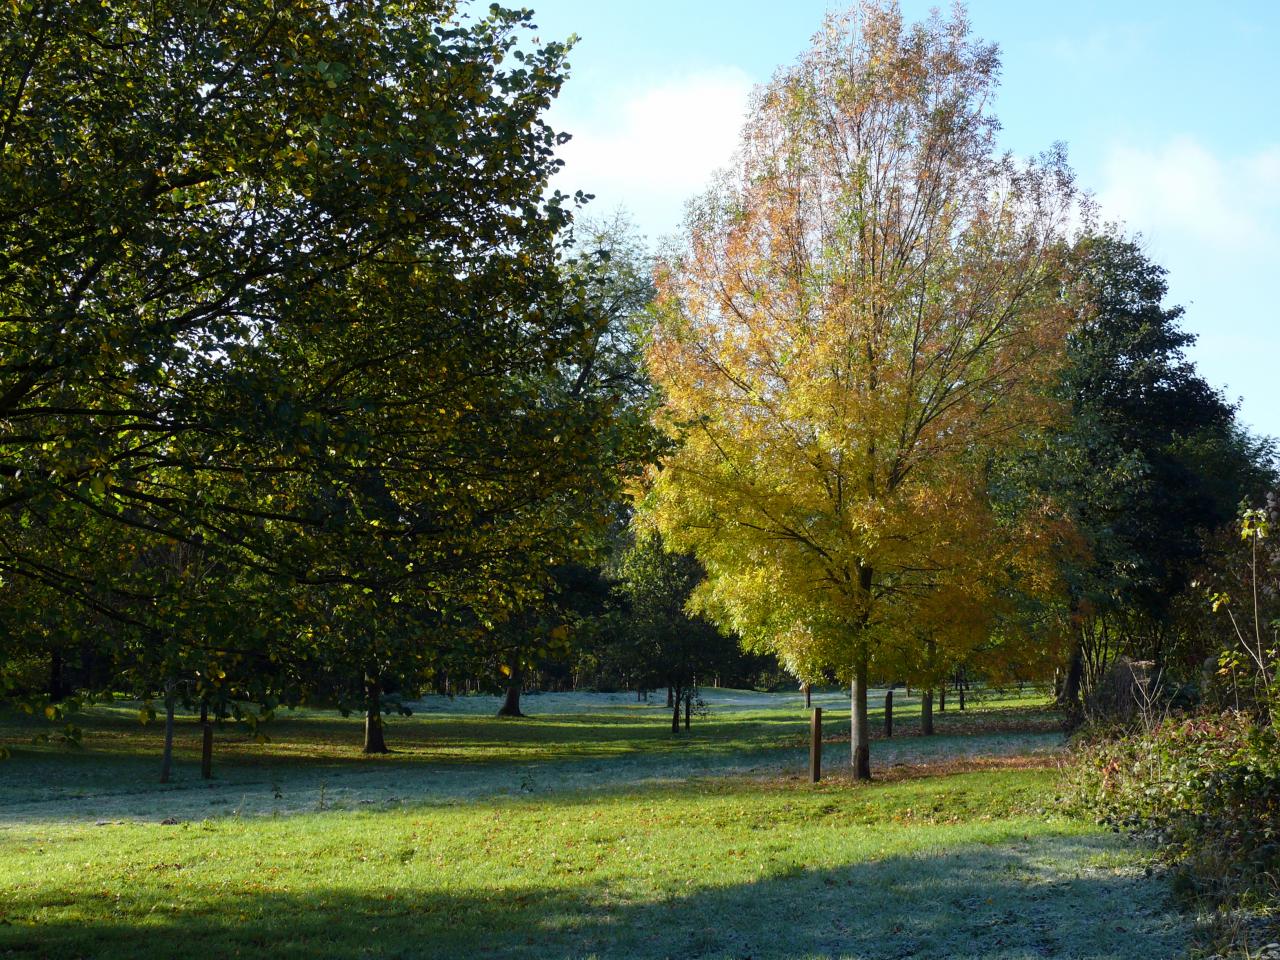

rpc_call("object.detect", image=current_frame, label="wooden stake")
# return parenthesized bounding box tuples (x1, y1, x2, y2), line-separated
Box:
(200, 701, 212, 780)
(810, 707, 822, 783)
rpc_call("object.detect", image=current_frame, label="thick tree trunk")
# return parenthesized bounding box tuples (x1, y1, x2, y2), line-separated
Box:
(921, 688, 935, 735)
(200, 701, 213, 780)
(850, 660, 870, 781)
(497, 664, 524, 718)
(364, 677, 389, 754)
(497, 681, 524, 718)
(884, 689, 893, 738)
(159, 682, 176, 783)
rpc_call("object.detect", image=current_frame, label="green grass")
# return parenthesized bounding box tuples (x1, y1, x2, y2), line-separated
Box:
(0, 689, 1192, 959)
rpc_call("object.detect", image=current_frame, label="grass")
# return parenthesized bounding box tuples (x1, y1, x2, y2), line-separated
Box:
(0, 688, 1193, 959)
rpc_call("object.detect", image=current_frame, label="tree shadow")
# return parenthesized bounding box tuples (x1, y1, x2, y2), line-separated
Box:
(2, 833, 1189, 959)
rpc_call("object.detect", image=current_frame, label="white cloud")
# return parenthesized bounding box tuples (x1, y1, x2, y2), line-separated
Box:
(1093, 137, 1280, 437)
(1096, 137, 1280, 253)
(549, 67, 755, 240)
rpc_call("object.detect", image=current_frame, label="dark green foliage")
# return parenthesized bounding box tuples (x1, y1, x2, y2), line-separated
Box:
(604, 531, 758, 724)
(1021, 236, 1274, 699)
(1061, 238, 1269, 618)
(0, 2, 659, 750)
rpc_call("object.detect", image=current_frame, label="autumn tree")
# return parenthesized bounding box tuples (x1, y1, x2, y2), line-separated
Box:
(643, 2, 1078, 778)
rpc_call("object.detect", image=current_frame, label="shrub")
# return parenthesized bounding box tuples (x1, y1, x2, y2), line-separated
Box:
(1065, 712, 1280, 905)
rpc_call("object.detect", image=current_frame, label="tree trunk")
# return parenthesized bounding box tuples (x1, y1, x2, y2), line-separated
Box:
(200, 701, 213, 780)
(159, 682, 176, 783)
(939, 683, 946, 712)
(497, 664, 524, 718)
(671, 685, 682, 734)
(684, 691, 691, 730)
(884, 689, 893, 738)
(1059, 636, 1085, 713)
(921, 688, 934, 736)
(667, 685, 674, 708)
(804, 683, 812, 708)
(958, 673, 966, 711)
(364, 677, 389, 754)
(850, 660, 870, 781)
(810, 707, 822, 783)
(49, 650, 67, 702)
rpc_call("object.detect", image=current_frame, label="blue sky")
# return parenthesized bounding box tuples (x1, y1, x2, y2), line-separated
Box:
(519, 0, 1280, 441)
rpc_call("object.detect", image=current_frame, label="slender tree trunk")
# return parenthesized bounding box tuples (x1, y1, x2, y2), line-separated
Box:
(850, 659, 870, 781)
(884, 689, 893, 738)
(667, 685, 674, 708)
(1058, 604, 1085, 716)
(939, 683, 946, 712)
(200, 701, 213, 780)
(159, 681, 176, 783)
(810, 707, 822, 783)
(958, 671, 966, 711)
(684, 691, 691, 730)
(49, 650, 67, 701)
(804, 682, 812, 708)
(1060, 639, 1085, 713)
(921, 688, 934, 736)
(671, 685, 682, 734)
(497, 666, 524, 718)
(364, 676, 389, 754)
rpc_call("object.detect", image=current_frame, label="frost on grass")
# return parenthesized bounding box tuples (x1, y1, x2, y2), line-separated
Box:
(0, 727, 1063, 825)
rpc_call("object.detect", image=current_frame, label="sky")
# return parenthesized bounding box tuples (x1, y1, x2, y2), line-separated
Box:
(509, 0, 1280, 441)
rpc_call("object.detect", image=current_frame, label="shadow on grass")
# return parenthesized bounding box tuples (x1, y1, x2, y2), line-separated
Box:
(0, 834, 1187, 960)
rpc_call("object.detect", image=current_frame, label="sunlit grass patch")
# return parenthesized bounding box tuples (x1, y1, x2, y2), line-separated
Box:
(0, 768, 1186, 960)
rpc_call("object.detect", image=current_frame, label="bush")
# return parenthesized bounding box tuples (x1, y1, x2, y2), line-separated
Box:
(1065, 712, 1280, 906)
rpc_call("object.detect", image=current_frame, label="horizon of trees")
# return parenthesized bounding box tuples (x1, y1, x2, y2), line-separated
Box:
(1, 0, 1274, 778)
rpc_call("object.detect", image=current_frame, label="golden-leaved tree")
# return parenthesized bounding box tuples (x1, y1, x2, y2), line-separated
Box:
(642, 2, 1080, 778)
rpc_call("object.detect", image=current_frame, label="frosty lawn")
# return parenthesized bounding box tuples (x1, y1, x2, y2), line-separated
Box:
(0, 691, 1190, 959)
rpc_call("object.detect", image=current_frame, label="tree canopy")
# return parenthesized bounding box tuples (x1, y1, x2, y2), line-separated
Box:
(641, 3, 1080, 778)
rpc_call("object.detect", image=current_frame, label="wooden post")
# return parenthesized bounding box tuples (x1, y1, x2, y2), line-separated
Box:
(200, 701, 213, 780)
(884, 689, 893, 738)
(809, 707, 822, 783)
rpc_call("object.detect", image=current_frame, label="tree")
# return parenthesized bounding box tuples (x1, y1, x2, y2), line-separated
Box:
(613, 531, 740, 733)
(1028, 236, 1275, 710)
(0, 1, 653, 747)
(642, 2, 1078, 778)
